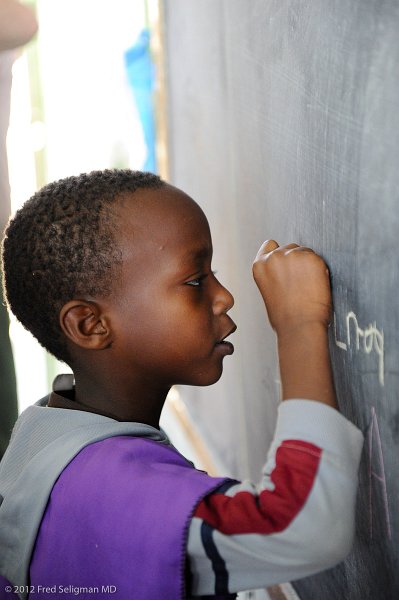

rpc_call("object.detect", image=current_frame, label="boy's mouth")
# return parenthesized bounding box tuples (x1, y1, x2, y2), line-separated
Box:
(215, 324, 237, 354)
(215, 340, 235, 355)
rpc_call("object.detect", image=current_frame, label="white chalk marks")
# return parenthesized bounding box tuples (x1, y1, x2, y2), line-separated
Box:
(334, 312, 391, 541)
(368, 407, 391, 540)
(333, 311, 384, 386)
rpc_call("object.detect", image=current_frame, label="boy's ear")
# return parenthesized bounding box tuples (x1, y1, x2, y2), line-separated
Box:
(59, 300, 112, 351)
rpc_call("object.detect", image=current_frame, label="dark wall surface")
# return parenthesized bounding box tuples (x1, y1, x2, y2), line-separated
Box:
(163, 1, 399, 597)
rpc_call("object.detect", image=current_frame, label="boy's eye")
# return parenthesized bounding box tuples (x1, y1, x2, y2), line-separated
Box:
(185, 271, 217, 287)
(186, 275, 207, 287)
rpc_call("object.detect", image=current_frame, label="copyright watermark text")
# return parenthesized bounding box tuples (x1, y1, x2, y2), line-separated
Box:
(4, 585, 117, 595)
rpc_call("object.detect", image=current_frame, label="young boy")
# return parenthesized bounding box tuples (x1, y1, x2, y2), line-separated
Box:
(0, 170, 363, 599)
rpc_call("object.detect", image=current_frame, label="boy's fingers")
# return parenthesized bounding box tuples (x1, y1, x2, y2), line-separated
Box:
(255, 241, 320, 262)
(284, 245, 314, 254)
(255, 239, 279, 259)
(281, 243, 300, 253)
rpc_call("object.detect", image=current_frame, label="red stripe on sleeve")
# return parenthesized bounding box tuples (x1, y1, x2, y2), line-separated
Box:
(194, 440, 322, 535)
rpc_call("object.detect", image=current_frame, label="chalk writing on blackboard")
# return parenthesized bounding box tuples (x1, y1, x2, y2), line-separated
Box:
(333, 311, 384, 386)
(368, 406, 391, 540)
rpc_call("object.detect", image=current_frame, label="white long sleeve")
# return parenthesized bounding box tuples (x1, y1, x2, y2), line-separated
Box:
(186, 400, 364, 597)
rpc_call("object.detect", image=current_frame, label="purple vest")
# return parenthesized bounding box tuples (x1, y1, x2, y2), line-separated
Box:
(24, 436, 229, 599)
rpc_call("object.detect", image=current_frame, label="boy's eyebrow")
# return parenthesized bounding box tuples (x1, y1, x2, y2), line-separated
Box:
(183, 246, 212, 261)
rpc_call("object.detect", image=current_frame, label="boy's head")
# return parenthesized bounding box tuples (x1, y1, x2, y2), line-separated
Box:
(1, 170, 164, 362)
(2, 169, 235, 386)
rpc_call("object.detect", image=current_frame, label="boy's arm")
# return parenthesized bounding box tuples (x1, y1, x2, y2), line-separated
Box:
(252, 240, 337, 408)
(188, 400, 363, 596)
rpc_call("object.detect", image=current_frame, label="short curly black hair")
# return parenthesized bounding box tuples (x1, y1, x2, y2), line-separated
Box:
(1, 169, 165, 363)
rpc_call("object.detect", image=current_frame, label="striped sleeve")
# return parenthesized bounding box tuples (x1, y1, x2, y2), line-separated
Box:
(186, 400, 364, 597)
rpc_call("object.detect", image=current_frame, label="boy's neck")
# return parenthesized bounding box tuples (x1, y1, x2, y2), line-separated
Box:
(71, 369, 170, 429)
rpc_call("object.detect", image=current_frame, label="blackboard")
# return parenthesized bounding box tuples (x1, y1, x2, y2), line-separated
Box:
(163, 1, 399, 598)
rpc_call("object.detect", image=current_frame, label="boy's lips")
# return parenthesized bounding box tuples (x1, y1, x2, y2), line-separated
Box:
(215, 324, 237, 354)
(218, 323, 237, 342)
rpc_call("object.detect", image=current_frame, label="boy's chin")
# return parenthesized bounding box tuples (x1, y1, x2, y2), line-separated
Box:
(176, 355, 230, 387)
(190, 365, 224, 387)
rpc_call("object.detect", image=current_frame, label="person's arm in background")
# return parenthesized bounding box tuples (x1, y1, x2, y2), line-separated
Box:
(0, 0, 37, 459)
(0, 0, 37, 52)
(0, 0, 38, 238)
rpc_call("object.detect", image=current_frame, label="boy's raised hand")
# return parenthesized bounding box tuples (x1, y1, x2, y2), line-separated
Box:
(252, 240, 332, 336)
(252, 240, 337, 408)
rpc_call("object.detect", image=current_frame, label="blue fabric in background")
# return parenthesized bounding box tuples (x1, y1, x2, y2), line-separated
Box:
(124, 29, 157, 173)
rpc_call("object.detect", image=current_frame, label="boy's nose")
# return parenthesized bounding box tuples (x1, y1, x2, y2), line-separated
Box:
(213, 280, 234, 314)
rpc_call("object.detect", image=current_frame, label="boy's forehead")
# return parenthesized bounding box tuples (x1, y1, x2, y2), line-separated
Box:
(115, 183, 202, 218)
(114, 184, 212, 260)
